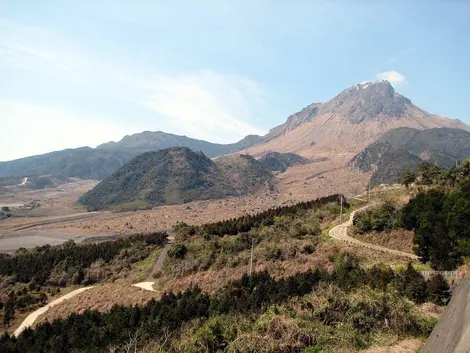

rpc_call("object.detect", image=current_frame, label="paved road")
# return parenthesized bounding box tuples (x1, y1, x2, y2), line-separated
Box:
(14, 286, 95, 337)
(329, 205, 419, 260)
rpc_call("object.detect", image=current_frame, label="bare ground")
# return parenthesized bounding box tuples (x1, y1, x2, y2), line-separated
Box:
(34, 283, 159, 328)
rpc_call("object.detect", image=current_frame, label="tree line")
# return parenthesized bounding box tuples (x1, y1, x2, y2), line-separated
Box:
(0, 254, 449, 353)
(193, 194, 347, 237)
(398, 160, 470, 189)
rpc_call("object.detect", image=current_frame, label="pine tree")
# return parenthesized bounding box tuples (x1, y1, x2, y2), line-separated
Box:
(428, 273, 451, 305)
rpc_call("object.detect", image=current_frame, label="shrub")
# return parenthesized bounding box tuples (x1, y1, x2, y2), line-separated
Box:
(428, 273, 451, 305)
(392, 264, 429, 304)
(265, 247, 283, 261)
(301, 244, 315, 255)
(168, 244, 188, 259)
(353, 201, 402, 234)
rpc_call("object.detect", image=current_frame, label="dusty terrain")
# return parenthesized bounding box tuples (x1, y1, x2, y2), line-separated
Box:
(0, 179, 98, 217)
(0, 153, 368, 254)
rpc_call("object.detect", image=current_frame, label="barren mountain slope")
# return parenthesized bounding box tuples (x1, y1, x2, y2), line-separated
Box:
(245, 81, 469, 157)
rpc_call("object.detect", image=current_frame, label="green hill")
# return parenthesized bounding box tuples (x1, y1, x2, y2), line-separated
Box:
(80, 148, 275, 210)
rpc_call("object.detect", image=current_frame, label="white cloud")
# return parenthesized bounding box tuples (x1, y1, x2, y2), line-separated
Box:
(140, 70, 266, 143)
(376, 70, 407, 86)
(0, 101, 149, 161)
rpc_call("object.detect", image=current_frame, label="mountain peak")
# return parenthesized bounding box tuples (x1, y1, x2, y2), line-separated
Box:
(323, 79, 411, 124)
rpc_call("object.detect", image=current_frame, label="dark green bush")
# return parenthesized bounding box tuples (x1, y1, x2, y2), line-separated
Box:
(353, 201, 402, 234)
(168, 244, 188, 259)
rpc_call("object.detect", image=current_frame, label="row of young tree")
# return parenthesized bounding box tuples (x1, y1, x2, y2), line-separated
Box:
(0, 232, 167, 286)
(0, 254, 449, 352)
(195, 194, 347, 236)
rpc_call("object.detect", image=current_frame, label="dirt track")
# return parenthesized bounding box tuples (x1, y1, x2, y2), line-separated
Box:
(13, 286, 95, 337)
(328, 205, 419, 260)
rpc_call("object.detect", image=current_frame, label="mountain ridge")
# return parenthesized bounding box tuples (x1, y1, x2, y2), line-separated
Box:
(2, 80, 469, 181)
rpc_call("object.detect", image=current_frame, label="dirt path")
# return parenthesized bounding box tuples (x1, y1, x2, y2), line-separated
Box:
(14, 286, 95, 337)
(130, 235, 175, 292)
(329, 205, 419, 260)
(15, 234, 175, 335)
(148, 235, 174, 280)
(132, 282, 156, 292)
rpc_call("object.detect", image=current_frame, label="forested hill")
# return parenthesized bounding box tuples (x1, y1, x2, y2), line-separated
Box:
(258, 151, 307, 172)
(79, 148, 275, 211)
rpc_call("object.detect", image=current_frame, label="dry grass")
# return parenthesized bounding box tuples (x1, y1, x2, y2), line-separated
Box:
(350, 229, 415, 254)
(28, 236, 414, 327)
(155, 238, 412, 295)
(34, 283, 158, 327)
(361, 338, 423, 353)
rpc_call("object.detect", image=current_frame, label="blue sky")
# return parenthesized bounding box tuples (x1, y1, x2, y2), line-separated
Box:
(1, 1, 469, 161)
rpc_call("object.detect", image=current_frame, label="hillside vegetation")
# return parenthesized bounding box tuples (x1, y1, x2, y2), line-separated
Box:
(352, 160, 470, 270)
(1, 193, 450, 352)
(349, 127, 470, 186)
(0, 261, 444, 353)
(80, 148, 275, 211)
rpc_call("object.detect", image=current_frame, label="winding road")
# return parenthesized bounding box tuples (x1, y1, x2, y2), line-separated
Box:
(329, 205, 419, 260)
